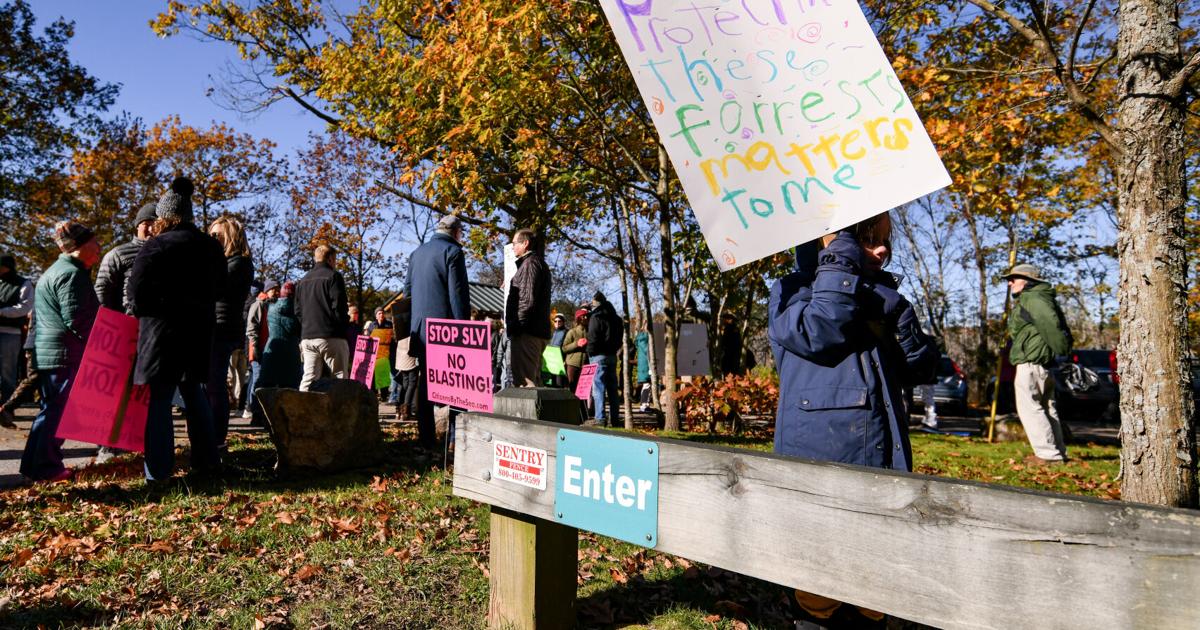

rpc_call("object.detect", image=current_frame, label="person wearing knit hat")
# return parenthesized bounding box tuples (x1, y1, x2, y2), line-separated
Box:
(127, 179, 228, 482)
(242, 279, 281, 423)
(562, 308, 590, 393)
(20, 221, 101, 482)
(90, 203, 162, 463)
(0, 250, 34, 427)
(156, 176, 195, 222)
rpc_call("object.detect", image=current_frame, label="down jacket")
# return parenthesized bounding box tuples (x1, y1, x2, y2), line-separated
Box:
(94, 238, 145, 313)
(505, 251, 552, 339)
(768, 240, 937, 471)
(33, 255, 99, 371)
(1007, 282, 1071, 366)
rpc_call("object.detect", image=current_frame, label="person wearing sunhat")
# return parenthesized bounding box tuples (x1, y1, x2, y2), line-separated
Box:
(127, 176, 228, 481)
(1003, 262, 1072, 464)
(20, 220, 102, 482)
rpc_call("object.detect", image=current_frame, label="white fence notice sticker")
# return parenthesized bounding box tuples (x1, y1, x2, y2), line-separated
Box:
(493, 441, 548, 491)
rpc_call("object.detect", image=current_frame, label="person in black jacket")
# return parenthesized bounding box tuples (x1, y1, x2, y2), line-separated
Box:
(586, 291, 623, 426)
(205, 216, 253, 451)
(294, 245, 350, 391)
(505, 229, 552, 387)
(128, 176, 227, 482)
(95, 203, 157, 314)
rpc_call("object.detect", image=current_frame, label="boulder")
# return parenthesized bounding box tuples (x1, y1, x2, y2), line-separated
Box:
(255, 378, 384, 473)
(990, 415, 1028, 443)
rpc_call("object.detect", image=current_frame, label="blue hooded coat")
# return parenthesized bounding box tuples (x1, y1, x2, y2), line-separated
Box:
(768, 240, 937, 471)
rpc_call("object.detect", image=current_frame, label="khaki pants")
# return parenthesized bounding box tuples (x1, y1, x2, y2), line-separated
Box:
(299, 338, 349, 392)
(1014, 363, 1068, 461)
(510, 334, 548, 387)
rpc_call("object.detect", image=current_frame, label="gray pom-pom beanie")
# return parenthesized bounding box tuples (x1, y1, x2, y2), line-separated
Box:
(156, 176, 195, 222)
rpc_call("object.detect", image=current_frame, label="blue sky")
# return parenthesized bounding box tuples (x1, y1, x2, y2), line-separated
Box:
(30, 0, 322, 159)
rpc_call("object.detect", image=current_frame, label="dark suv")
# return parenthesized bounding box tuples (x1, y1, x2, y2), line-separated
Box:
(1055, 349, 1120, 422)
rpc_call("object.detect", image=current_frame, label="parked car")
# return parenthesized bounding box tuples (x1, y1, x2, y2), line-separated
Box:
(913, 355, 969, 416)
(986, 347, 1119, 422)
(1055, 349, 1120, 422)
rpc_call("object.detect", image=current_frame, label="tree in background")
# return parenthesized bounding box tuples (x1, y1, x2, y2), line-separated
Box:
(291, 132, 405, 311)
(0, 0, 116, 255)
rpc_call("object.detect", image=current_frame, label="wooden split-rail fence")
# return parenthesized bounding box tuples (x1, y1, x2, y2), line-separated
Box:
(452, 404, 1200, 629)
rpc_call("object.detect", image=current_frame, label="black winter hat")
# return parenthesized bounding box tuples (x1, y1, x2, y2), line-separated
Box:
(156, 176, 195, 222)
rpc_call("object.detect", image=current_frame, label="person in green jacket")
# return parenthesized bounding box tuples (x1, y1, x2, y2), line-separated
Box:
(20, 221, 101, 482)
(1004, 263, 1072, 464)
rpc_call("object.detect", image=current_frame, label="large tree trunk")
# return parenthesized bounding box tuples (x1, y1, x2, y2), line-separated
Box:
(1115, 0, 1197, 507)
(657, 146, 681, 431)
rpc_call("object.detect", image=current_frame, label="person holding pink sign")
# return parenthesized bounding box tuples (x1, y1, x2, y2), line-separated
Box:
(20, 221, 101, 482)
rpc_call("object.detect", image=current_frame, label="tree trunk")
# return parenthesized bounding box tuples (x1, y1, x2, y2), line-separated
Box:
(656, 146, 681, 431)
(612, 201, 635, 430)
(963, 203, 991, 405)
(1115, 0, 1197, 507)
(620, 197, 661, 410)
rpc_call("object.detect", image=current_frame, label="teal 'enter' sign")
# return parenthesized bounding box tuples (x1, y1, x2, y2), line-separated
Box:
(555, 429, 659, 548)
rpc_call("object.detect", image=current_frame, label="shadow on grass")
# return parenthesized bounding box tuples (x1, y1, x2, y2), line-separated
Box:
(576, 567, 937, 630)
(56, 426, 446, 507)
(0, 598, 113, 629)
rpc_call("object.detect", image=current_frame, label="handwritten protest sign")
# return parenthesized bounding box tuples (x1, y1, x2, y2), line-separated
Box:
(351, 335, 379, 388)
(575, 364, 598, 400)
(599, 0, 950, 270)
(425, 318, 493, 412)
(56, 307, 148, 451)
(542, 345, 566, 376)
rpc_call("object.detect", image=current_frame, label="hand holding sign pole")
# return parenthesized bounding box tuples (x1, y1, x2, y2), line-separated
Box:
(599, 0, 950, 270)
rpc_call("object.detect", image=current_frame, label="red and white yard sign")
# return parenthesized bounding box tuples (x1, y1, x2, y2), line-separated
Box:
(492, 440, 548, 491)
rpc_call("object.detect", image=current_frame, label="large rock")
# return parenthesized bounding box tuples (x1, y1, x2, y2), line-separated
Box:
(256, 378, 384, 473)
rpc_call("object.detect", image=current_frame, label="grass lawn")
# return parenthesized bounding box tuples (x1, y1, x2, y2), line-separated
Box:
(0, 424, 1120, 629)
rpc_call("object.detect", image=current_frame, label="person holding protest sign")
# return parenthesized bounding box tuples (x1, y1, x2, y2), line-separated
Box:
(587, 292, 624, 426)
(20, 221, 101, 482)
(128, 176, 226, 482)
(768, 212, 937, 626)
(206, 216, 254, 451)
(405, 214, 470, 449)
(364, 307, 396, 400)
(505, 229, 552, 387)
(295, 245, 350, 391)
(562, 308, 590, 393)
(89, 203, 157, 463)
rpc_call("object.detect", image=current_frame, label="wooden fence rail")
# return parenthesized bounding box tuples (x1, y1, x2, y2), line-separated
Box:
(452, 412, 1200, 629)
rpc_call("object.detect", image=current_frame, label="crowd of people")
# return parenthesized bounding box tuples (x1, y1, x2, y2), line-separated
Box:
(0, 173, 1072, 520)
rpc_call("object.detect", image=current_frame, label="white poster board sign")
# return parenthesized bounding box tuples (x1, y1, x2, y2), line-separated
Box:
(653, 322, 711, 377)
(598, 0, 951, 270)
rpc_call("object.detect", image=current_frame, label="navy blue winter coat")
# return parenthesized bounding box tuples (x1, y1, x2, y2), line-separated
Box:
(404, 231, 470, 356)
(768, 242, 937, 471)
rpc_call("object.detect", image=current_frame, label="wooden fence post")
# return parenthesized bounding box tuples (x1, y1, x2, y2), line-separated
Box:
(486, 388, 582, 629)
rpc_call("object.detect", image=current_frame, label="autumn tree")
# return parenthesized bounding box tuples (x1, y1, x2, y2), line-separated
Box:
(954, 0, 1199, 507)
(146, 115, 286, 226)
(291, 131, 405, 310)
(0, 0, 116, 256)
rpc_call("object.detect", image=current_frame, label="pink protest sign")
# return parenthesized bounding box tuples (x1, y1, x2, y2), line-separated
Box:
(574, 364, 598, 400)
(351, 335, 379, 387)
(56, 307, 149, 452)
(425, 318, 493, 412)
